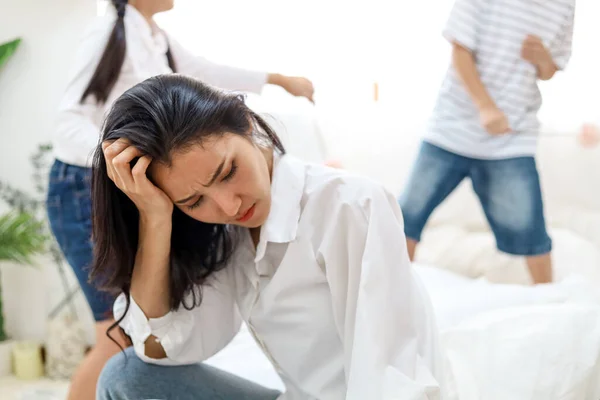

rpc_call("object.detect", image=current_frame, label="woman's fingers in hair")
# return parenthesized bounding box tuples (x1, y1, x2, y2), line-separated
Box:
(131, 155, 152, 187)
(102, 139, 129, 182)
(102, 140, 117, 181)
(128, 155, 174, 216)
(131, 156, 167, 201)
(102, 138, 130, 158)
(111, 146, 143, 191)
(101, 140, 114, 151)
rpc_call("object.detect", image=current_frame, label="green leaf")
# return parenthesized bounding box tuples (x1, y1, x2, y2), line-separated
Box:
(0, 281, 6, 342)
(0, 212, 47, 264)
(0, 38, 21, 69)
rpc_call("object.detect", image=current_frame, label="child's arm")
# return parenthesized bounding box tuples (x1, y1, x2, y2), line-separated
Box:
(443, 0, 510, 134)
(521, 35, 558, 81)
(522, 8, 575, 81)
(452, 44, 493, 111)
(453, 43, 511, 134)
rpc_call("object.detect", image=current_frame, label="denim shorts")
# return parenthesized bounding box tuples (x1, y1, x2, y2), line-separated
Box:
(399, 142, 552, 256)
(46, 160, 114, 321)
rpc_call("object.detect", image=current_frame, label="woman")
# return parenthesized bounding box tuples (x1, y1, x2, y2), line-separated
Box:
(92, 74, 442, 400)
(46, 1, 314, 399)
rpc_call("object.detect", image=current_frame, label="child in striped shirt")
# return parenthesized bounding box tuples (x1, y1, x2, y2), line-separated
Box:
(399, 0, 575, 284)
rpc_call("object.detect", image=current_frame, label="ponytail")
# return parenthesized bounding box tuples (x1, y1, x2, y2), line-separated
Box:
(80, 0, 177, 104)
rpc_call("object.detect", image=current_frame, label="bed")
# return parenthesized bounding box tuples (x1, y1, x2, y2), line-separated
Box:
(204, 264, 600, 399)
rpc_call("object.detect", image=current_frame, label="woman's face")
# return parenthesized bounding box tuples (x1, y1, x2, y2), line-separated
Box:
(151, 134, 273, 228)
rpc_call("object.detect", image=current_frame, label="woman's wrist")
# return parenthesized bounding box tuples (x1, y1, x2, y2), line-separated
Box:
(139, 211, 172, 230)
(138, 213, 172, 249)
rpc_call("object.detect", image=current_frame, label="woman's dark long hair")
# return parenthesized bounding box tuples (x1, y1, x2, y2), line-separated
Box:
(91, 74, 284, 343)
(80, 0, 177, 104)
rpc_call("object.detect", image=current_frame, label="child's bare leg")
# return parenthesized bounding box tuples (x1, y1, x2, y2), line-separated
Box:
(526, 253, 552, 284)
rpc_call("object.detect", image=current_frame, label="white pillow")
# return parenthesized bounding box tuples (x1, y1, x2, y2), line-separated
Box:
(416, 227, 531, 283)
(548, 208, 600, 249)
(246, 94, 328, 164)
(416, 227, 600, 286)
(442, 304, 600, 400)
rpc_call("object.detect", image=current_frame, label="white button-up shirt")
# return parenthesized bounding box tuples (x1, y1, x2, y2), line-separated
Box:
(53, 5, 266, 167)
(115, 154, 443, 400)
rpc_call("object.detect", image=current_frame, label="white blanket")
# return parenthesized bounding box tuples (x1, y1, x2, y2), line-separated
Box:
(205, 265, 600, 399)
(443, 304, 600, 400)
(417, 265, 600, 400)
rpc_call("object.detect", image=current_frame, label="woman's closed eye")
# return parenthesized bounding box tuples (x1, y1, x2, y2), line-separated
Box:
(187, 196, 204, 211)
(222, 160, 237, 182)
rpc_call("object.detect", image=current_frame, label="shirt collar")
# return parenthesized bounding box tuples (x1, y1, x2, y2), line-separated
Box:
(124, 5, 153, 37)
(254, 153, 306, 261)
(123, 5, 169, 54)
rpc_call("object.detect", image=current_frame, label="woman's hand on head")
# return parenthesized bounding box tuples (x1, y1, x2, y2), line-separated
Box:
(102, 139, 174, 221)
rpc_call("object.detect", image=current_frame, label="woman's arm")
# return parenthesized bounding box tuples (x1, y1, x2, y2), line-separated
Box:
(103, 139, 241, 365)
(321, 180, 443, 399)
(129, 215, 172, 358)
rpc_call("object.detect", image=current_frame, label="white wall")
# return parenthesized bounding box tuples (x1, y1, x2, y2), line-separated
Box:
(0, 0, 94, 191)
(0, 0, 97, 343)
(160, 0, 600, 130)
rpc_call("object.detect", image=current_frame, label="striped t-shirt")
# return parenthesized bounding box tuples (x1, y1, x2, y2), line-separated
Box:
(424, 0, 575, 159)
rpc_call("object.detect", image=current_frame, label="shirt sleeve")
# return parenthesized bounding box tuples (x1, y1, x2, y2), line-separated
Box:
(114, 268, 242, 366)
(443, 0, 486, 52)
(53, 21, 112, 167)
(322, 181, 443, 399)
(167, 35, 267, 94)
(550, 7, 575, 71)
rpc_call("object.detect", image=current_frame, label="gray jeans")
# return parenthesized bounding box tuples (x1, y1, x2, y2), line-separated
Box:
(97, 348, 282, 400)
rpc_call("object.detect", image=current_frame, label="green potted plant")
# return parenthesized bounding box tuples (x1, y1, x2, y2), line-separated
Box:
(0, 212, 46, 376)
(1, 143, 87, 376)
(0, 38, 21, 71)
(0, 36, 26, 376)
